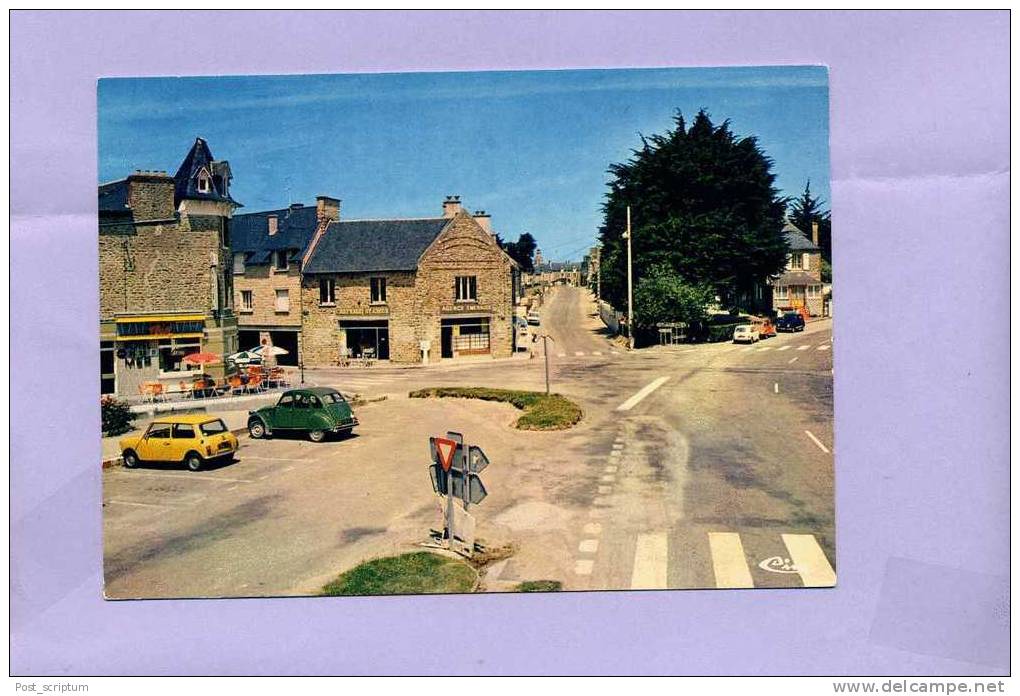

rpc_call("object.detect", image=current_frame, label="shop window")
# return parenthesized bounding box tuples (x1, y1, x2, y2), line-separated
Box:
(456, 276, 477, 302)
(370, 277, 387, 304)
(100, 341, 115, 395)
(320, 278, 336, 305)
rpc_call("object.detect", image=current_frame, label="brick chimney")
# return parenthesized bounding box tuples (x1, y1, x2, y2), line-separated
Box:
(443, 195, 462, 218)
(811, 221, 820, 246)
(316, 195, 341, 222)
(473, 209, 492, 234)
(268, 214, 278, 236)
(126, 170, 175, 220)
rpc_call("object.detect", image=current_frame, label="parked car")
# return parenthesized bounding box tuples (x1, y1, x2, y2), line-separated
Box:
(515, 317, 530, 348)
(759, 317, 777, 339)
(526, 311, 541, 325)
(732, 324, 759, 344)
(247, 387, 358, 442)
(120, 414, 238, 472)
(776, 311, 806, 332)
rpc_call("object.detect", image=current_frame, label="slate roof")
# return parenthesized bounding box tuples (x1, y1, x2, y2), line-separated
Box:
(173, 137, 240, 207)
(98, 179, 130, 214)
(231, 205, 321, 264)
(775, 270, 821, 286)
(303, 218, 452, 274)
(783, 222, 820, 252)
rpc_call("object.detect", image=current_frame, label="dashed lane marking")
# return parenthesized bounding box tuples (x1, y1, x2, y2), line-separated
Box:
(708, 532, 754, 589)
(756, 346, 773, 352)
(804, 430, 831, 454)
(575, 351, 585, 357)
(601, 474, 615, 482)
(630, 533, 669, 590)
(578, 539, 600, 554)
(777, 345, 791, 351)
(593, 351, 603, 356)
(788, 356, 799, 364)
(616, 376, 670, 411)
(774, 382, 779, 394)
(817, 344, 831, 351)
(612, 443, 624, 450)
(797, 345, 810, 351)
(574, 559, 594, 575)
(557, 353, 567, 358)
(782, 534, 836, 587)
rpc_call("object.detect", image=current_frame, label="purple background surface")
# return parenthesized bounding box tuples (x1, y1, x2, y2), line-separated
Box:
(10, 11, 1009, 675)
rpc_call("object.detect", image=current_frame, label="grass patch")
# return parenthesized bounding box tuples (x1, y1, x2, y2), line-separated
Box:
(409, 387, 582, 430)
(321, 551, 478, 596)
(515, 580, 562, 592)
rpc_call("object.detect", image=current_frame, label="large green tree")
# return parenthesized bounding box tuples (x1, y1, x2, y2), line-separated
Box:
(598, 110, 788, 311)
(498, 232, 537, 273)
(788, 180, 832, 264)
(633, 265, 715, 329)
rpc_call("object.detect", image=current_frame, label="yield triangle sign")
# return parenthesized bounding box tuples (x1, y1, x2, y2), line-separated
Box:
(434, 436, 458, 472)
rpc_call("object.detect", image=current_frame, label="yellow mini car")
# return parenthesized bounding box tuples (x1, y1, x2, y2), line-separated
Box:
(119, 414, 239, 472)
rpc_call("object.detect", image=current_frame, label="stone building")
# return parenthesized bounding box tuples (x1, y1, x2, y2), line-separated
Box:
(98, 137, 240, 396)
(772, 221, 824, 316)
(300, 196, 518, 365)
(230, 197, 339, 364)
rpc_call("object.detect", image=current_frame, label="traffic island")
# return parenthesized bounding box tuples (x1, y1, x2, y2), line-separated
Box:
(321, 551, 478, 596)
(408, 387, 583, 430)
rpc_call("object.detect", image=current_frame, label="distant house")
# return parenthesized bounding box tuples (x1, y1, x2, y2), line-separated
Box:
(772, 222, 824, 316)
(300, 196, 519, 364)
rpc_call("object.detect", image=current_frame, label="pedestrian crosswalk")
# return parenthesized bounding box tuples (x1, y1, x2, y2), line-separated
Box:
(609, 530, 835, 591)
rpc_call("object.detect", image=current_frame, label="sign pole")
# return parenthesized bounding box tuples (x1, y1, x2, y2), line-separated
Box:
(445, 468, 454, 547)
(625, 205, 634, 350)
(543, 336, 550, 395)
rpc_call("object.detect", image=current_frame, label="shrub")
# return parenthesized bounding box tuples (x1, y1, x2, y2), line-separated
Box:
(101, 396, 136, 437)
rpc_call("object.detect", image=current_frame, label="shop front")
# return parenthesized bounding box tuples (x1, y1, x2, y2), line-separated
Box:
(440, 315, 491, 359)
(109, 313, 208, 397)
(339, 319, 390, 360)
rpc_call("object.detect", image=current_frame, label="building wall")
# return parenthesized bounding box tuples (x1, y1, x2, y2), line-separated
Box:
(234, 263, 304, 329)
(300, 212, 514, 365)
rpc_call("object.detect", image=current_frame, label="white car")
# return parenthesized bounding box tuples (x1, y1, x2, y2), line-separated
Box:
(526, 311, 541, 325)
(732, 324, 759, 344)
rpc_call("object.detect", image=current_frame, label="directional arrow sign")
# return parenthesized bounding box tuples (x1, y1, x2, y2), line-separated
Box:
(433, 436, 458, 472)
(448, 470, 488, 505)
(467, 445, 489, 473)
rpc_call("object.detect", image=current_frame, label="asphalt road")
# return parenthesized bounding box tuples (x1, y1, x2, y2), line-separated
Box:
(103, 285, 834, 597)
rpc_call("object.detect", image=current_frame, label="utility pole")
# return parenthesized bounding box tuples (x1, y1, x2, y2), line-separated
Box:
(624, 206, 634, 350)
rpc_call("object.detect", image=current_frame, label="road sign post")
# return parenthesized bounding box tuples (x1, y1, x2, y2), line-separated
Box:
(426, 431, 490, 557)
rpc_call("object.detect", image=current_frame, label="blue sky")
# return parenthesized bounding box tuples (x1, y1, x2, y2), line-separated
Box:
(99, 66, 829, 262)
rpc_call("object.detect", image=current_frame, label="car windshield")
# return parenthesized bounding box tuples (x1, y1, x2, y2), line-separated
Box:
(784, 313, 800, 319)
(200, 419, 228, 435)
(321, 391, 346, 404)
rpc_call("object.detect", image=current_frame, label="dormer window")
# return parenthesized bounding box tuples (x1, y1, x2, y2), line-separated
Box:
(198, 173, 210, 193)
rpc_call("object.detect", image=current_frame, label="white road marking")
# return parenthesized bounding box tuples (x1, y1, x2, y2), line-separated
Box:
(757, 346, 773, 352)
(107, 499, 176, 509)
(112, 471, 253, 484)
(630, 533, 668, 590)
(742, 346, 755, 353)
(282, 466, 295, 472)
(601, 474, 615, 482)
(605, 465, 618, 473)
(226, 485, 239, 491)
(616, 376, 670, 411)
(777, 345, 791, 351)
(592, 351, 603, 356)
(708, 532, 754, 589)
(782, 534, 836, 587)
(774, 382, 779, 394)
(797, 345, 810, 351)
(788, 356, 799, 364)
(575, 351, 585, 357)
(574, 559, 594, 575)
(804, 430, 830, 453)
(557, 353, 567, 358)
(578, 539, 600, 554)
(817, 344, 831, 351)
(612, 443, 624, 450)
(583, 522, 603, 535)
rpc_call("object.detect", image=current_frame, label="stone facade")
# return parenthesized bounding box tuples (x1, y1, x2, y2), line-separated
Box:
(234, 263, 303, 329)
(301, 212, 515, 365)
(99, 169, 238, 396)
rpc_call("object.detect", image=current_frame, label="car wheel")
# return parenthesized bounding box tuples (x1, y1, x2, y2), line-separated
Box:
(122, 450, 139, 468)
(308, 430, 326, 443)
(248, 420, 266, 439)
(185, 452, 203, 472)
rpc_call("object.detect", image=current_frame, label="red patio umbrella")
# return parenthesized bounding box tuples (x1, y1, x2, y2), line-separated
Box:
(182, 351, 221, 366)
